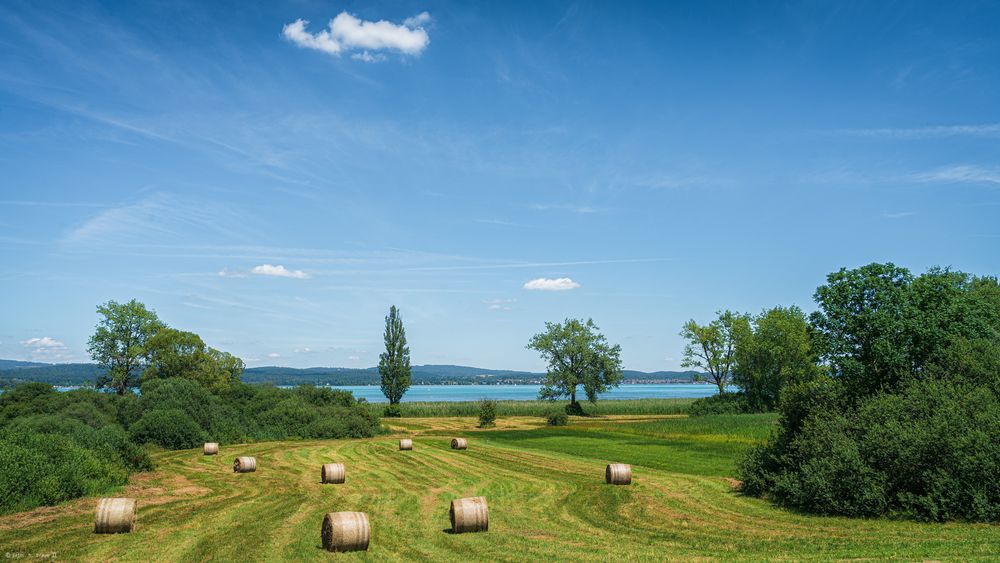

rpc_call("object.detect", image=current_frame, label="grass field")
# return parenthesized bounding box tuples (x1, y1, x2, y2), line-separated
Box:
(365, 397, 695, 417)
(2, 413, 999, 561)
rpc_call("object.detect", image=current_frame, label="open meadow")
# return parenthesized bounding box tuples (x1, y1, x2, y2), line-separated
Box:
(2, 413, 999, 561)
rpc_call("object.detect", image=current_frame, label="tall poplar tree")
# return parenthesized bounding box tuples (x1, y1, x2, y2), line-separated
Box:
(378, 305, 412, 408)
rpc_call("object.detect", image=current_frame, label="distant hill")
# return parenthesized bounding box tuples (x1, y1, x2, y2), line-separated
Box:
(0, 359, 49, 370)
(0, 360, 701, 387)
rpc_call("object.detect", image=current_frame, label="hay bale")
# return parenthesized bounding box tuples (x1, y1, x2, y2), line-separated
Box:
(399, 439, 413, 451)
(94, 498, 136, 534)
(449, 496, 488, 534)
(233, 456, 257, 473)
(321, 511, 370, 552)
(203, 442, 219, 455)
(321, 463, 346, 484)
(450, 438, 468, 450)
(605, 463, 632, 485)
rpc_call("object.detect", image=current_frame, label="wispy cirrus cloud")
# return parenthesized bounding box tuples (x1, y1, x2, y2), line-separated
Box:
(523, 277, 580, 291)
(282, 11, 430, 61)
(883, 211, 915, 219)
(529, 203, 599, 214)
(912, 165, 1000, 186)
(841, 123, 1000, 139)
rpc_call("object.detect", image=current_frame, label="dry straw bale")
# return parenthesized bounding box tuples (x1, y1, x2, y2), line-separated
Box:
(233, 456, 257, 473)
(94, 498, 136, 534)
(203, 442, 219, 455)
(321, 463, 346, 484)
(605, 463, 632, 485)
(450, 496, 489, 534)
(321, 511, 370, 552)
(399, 439, 413, 451)
(450, 438, 468, 450)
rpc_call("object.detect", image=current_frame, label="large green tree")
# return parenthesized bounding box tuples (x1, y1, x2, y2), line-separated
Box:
(527, 318, 624, 413)
(378, 305, 411, 405)
(143, 328, 244, 391)
(733, 306, 820, 411)
(680, 310, 750, 394)
(87, 299, 164, 394)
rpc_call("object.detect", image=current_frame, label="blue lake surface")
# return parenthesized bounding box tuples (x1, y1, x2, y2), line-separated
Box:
(4, 383, 723, 402)
(317, 384, 720, 403)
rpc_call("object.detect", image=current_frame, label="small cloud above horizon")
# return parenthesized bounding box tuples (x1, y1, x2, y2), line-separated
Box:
(883, 211, 915, 219)
(523, 277, 580, 291)
(484, 298, 516, 310)
(282, 11, 430, 62)
(20, 336, 73, 362)
(251, 264, 310, 279)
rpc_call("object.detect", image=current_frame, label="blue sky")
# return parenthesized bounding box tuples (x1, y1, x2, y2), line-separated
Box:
(1, 1, 998, 371)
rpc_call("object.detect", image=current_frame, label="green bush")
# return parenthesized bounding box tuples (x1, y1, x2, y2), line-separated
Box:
(383, 404, 402, 417)
(546, 410, 568, 426)
(688, 393, 750, 416)
(478, 398, 497, 428)
(0, 430, 127, 515)
(739, 378, 1000, 521)
(0, 378, 380, 515)
(565, 401, 585, 416)
(129, 408, 206, 450)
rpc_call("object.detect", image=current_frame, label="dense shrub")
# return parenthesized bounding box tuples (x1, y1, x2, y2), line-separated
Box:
(564, 401, 585, 416)
(130, 408, 206, 450)
(383, 404, 402, 417)
(688, 393, 750, 417)
(740, 378, 1000, 520)
(546, 410, 568, 426)
(478, 398, 497, 428)
(0, 430, 127, 515)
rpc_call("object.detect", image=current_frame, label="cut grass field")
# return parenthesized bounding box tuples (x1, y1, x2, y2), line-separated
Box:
(2, 414, 999, 561)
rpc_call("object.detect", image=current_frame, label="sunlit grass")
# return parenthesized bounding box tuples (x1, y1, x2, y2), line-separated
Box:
(2, 414, 998, 561)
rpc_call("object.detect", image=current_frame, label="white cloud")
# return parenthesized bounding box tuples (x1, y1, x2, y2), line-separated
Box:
(913, 165, 1000, 186)
(347, 355, 361, 361)
(21, 336, 65, 348)
(484, 298, 516, 311)
(251, 264, 310, 279)
(217, 268, 247, 278)
(295, 347, 313, 353)
(523, 278, 580, 291)
(883, 211, 915, 219)
(20, 337, 72, 362)
(268, 353, 281, 358)
(282, 11, 430, 61)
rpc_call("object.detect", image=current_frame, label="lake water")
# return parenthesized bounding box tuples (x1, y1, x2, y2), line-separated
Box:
(321, 384, 721, 403)
(4, 383, 724, 402)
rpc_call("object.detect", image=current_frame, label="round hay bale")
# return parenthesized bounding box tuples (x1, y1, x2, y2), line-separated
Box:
(399, 439, 413, 451)
(203, 442, 219, 455)
(321, 463, 346, 484)
(449, 496, 488, 534)
(233, 456, 257, 473)
(94, 498, 136, 534)
(450, 438, 467, 450)
(321, 511, 370, 552)
(605, 463, 632, 485)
